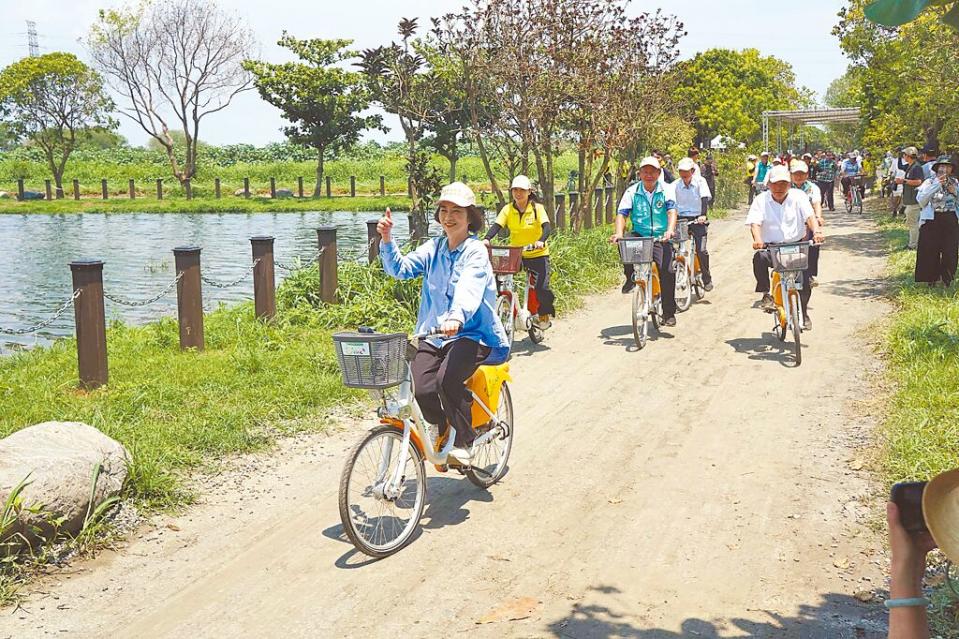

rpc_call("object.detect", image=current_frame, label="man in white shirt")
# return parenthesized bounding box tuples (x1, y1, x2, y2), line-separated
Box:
(746, 165, 825, 328)
(673, 157, 714, 290)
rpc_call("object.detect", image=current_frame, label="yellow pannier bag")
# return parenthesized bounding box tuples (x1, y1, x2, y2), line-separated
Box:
(467, 362, 511, 428)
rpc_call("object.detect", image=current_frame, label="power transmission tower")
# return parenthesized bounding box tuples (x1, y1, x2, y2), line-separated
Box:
(26, 21, 39, 57)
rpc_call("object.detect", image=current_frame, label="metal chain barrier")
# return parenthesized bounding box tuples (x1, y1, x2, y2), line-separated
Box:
(0, 290, 81, 335)
(274, 249, 323, 272)
(104, 273, 184, 307)
(200, 259, 260, 289)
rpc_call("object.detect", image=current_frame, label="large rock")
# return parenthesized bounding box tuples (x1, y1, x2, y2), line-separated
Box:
(0, 422, 128, 549)
(274, 188, 294, 198)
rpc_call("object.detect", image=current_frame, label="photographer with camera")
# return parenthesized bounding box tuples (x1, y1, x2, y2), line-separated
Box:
(887, 469, 959, 638)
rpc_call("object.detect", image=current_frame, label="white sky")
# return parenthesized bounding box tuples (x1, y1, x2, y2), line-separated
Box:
(0, 0, 849, 146)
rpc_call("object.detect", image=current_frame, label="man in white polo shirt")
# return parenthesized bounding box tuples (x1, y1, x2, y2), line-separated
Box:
(746, 165, 824, 329)
(673, 157, 714, 290)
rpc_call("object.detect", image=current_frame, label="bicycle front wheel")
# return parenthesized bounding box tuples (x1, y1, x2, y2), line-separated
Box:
(675, 263, 693, 312)
(632, 282, 647, 349)
(495, 294, 514, 347)
(845, 194, 853, 214)
(789, 292, 803, 367)
(467, 382, 514, 489)
(338, 425, 427, 558)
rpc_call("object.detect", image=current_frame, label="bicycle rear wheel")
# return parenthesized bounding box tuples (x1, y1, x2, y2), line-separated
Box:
(632, 282, 647, 349)
(495, 294, 514, 347)
(789, 292, 803, 366)
(338, 425, 427, 558)
(467, 383, 513, 489)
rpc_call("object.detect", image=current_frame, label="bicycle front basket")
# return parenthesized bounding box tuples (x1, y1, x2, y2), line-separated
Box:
(332, 332, 408, 389)
(618, 237, 654, 265)
(488, 246, 524, 274)
(770, 243, 810, 272)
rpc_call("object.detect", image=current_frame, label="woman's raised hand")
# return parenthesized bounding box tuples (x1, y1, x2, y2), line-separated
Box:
(377, 208, 394, 243)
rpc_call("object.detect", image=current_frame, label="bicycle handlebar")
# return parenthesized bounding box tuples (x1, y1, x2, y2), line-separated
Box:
(754, 240, 816, 253)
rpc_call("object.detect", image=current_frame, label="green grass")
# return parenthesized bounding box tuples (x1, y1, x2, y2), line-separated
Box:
(873, 208, 959, 636)
(0, 194, 412, 214)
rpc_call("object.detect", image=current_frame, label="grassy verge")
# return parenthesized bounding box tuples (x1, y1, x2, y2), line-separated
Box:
(872, 208, 959, 635)
(0, 195, 412, 214)
(0, 224, 621, 602)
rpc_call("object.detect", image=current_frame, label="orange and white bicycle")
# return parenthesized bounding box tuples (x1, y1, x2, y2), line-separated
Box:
(673, 219, 708, 312)
(333, 328, 514, 557)
(759, 240, 813, 366)
(488, 245, 548, 345)
(617, 235, 665, 349)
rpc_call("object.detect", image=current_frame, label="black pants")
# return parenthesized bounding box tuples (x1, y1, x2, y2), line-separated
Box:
(753, 251, 811, 318)
(624, 238, 677, 318)
(411, 339, 490, 447)
(686, 221, 712, 285)
(521, 255, 556, 316)
(817, 180, 835, 211)
(915, 212, 959, 285)
(804, 229, 820, 278)
(704, 177, 716, 210)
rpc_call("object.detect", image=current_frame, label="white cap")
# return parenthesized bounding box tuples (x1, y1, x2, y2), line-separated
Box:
(760, 151, 770, 156)
(790, 160, 809, 173)
(748, 154, 758, 160)
(676, 157, 696, 172)
(638, 156, 661, 170)
(767, 165, 791, 183)
(437, 181, 476, 208)
(510, 175, 532, 191)
(772, 157, 783, 165)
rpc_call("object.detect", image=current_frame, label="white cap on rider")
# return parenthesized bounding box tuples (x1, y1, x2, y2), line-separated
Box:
(437, 181, 476, 208)
(767, 166, 791, 183)
(676, 157, 696, 172)
(510, 175, 532, 191)
(638, 156, 661, 170)
(760, 151, 770, 157)
(790, 160, 809, 174)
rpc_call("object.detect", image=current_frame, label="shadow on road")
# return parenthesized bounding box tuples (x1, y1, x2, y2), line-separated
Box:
(544, 585, 887, 638)
(725, 335, 798, 368)
(599, 324, 674, 351)
(511, 340, 551, 357)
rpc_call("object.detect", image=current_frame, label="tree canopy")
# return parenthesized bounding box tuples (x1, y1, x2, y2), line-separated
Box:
(0, 52, 114, 193)
(244, 34, 383, 196)
(673, 48, 809, 148)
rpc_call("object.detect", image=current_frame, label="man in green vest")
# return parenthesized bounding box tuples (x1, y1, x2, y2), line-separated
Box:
(611, 156, 679, 326)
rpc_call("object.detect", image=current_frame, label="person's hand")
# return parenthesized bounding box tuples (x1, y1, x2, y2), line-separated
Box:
(482, 239, 492, 248)
(887, 501, 937, 598)
(533, 240, 545, 249)
(752, 241, 764, 250)
(439, 319, 461, 337)
(663, 229, 675, 241)
(695, 215, 707, 224)
(813, 231, 825, 244)
(377, 208, 394, 243)
(817, 216, 826, 227)
(896, 177, 904, 185)
(609, 233, 623, 244)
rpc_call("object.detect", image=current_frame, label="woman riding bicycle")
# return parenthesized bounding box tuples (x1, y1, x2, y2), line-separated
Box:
(377, 182, 510, 466)
(482, 175, 556, 330)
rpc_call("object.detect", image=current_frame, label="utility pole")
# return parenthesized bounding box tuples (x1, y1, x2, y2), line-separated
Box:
(26, 21, 39, 57)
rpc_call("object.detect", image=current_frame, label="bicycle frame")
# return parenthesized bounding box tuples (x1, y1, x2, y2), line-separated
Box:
(495, 272, 535, 332)
(372, 363, 508, 493)
(772, 269, 802, 331)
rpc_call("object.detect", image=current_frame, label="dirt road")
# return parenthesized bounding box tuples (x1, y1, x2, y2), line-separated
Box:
(1, 210, 893, 638)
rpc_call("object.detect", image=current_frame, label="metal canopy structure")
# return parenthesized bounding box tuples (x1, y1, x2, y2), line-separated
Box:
(762, 107, 861, 153)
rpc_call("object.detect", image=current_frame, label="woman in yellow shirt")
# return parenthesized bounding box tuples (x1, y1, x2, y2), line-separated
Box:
(483, 175, 555, 329)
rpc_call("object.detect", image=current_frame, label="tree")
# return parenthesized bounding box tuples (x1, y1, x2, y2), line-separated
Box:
(863, 0, 959, 31)
(88, 0, 255, 185)
(244, 35, 383, 197)
(0, 53, 114, 196)
(421, 47, 470, 183)
(673, 48, 808, 148)
(835, 0, 959, 153)
(359, 18, 447, 239)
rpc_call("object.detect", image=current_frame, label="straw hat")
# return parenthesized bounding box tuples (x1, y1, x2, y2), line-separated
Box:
(924, 469, 959, 563)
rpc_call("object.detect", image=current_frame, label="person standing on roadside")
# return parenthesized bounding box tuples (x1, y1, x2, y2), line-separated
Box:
(816, 151, 838, 212)
(745, 154, 758, 205)
(920, 145, 938, 180)
(899, 147, 926, 250)
(701, 153, 718, 211)
(915, 155, 959, 287)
